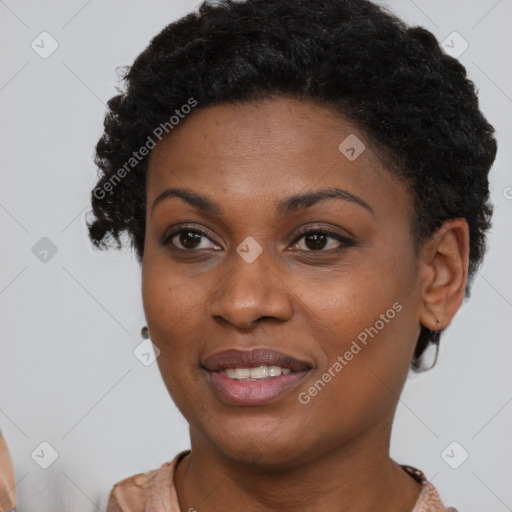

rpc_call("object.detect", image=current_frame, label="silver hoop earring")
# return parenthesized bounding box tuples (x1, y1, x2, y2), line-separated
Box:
(429, 313, 442, 368)
(431, 312, 442, 331)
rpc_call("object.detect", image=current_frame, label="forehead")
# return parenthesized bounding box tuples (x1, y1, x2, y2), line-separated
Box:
(146, 97, 412, 219)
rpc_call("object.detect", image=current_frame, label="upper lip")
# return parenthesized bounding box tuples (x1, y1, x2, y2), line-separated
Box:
(202, 348, 312, 372)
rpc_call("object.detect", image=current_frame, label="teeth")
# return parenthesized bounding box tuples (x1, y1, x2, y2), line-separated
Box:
(235, 368, 251, 379)
(221, 365, 292, 380)
(269, 366, 282, 377)
(250, 365, 268, 379)
(225, 368, 237, 379)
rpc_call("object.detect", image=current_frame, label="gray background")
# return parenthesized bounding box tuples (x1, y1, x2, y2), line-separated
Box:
(0, 0, 510, 510)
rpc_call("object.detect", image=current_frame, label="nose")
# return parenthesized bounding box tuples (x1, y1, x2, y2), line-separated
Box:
(208, 249, 293, 329)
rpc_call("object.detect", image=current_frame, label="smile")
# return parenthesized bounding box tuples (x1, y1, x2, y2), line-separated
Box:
(221, 365, 292, 380)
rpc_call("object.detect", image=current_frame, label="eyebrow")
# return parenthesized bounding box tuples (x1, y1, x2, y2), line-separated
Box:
(151, 187, 374, 217)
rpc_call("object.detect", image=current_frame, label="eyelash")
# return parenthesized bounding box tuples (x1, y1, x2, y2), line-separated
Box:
(162, 224, 355, 254)
(292, 227, 355, 252)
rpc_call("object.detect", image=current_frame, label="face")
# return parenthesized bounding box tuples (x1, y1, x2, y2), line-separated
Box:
(142, 97, 424, 467)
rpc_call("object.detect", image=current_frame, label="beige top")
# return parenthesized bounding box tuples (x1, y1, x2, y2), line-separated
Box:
(0, 429, 16, 512)
(106, 450, 459, 512)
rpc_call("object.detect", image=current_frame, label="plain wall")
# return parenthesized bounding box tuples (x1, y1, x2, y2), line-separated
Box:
(0, 0, 510, 510)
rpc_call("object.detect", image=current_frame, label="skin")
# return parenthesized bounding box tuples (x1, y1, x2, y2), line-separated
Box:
(141, 96, 469, 512)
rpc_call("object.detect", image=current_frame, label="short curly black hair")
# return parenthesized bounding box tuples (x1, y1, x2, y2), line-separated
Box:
(87, 0, 497, 371)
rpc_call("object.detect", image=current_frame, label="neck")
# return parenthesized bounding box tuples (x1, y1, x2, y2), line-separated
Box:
(174, 421, 422, 512)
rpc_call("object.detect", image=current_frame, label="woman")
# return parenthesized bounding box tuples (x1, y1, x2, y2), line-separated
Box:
(87, 0, 497, 510)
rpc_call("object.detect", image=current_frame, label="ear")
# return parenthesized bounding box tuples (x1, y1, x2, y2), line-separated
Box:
(418, 218, 470, 330)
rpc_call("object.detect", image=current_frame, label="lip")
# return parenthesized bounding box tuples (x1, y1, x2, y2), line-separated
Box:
(202, 348, 313, 406)
(202, 348, 312, 372)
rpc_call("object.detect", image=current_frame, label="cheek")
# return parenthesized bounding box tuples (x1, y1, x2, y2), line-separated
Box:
(141, 256, 205, 376)
(141, 264, 211, 419)
(294, 253, 419, 419)
(141, 245, 210, 332)
(296, 302, 416, 445)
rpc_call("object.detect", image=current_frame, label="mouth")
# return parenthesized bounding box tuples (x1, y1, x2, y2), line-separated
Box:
(220, 365, 293, 380)
(201, 348, 312, 406)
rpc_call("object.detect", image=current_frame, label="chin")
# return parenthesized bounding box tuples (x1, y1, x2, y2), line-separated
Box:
(199, 416, 317, 468)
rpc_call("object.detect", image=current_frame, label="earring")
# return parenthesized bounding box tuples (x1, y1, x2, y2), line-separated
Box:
(141, 326, 149, 339)
(428, 313, 442, 368)
(431, 312, 442, 331)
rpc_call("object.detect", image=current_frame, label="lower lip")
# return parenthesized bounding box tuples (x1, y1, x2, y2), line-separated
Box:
(205, 370, 309, 406)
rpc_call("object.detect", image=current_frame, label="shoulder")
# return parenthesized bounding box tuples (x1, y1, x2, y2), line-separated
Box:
(106, 451, 189, 512)
(401, 465, 460, 512)
(106, 463, 172, 512)
(0, 427, 16, 510)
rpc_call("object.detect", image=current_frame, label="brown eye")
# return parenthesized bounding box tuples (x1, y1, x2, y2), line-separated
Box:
(303, 232, 329, 250)
(163, 226, 221, 251)
(290, 229, 354, 252)
(175, 230, 203, 249)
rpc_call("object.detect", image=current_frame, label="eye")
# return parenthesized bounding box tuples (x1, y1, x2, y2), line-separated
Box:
(162, 225, 354, 253)
(163, 225, 221, 251)
(289, 228, 354, 252)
